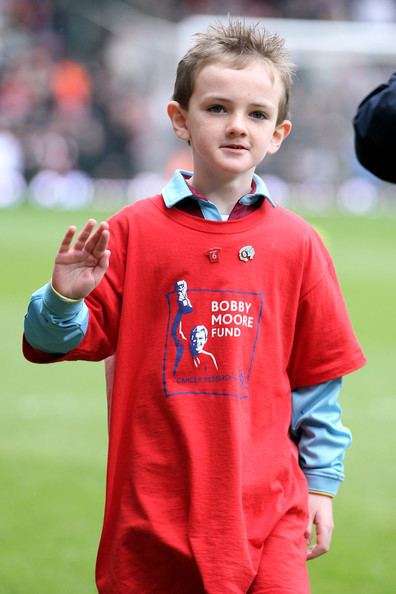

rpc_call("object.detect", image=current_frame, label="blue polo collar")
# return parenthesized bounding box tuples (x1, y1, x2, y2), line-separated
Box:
(162, 169, 276, 211)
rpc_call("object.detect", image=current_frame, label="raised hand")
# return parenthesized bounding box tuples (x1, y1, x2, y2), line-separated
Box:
(51, 219, 111, 300)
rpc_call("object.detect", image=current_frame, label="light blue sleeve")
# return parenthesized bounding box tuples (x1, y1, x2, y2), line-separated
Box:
(24, 283, 89, 354)
(291, 377, 352, 497)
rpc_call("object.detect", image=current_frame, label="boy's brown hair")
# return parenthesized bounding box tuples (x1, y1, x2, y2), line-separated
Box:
(172, 19, 294, 124)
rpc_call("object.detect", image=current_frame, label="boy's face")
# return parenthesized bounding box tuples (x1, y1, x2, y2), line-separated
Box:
(168, 57, 291, 186)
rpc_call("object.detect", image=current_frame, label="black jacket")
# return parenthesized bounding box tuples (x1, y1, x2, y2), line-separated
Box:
(353, 72, 396, 183)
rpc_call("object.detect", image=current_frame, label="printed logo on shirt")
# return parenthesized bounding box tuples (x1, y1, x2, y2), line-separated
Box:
(162, 280, 263, 399)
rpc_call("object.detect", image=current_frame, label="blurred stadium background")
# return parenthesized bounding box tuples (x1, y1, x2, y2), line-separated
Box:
(1, 1, 395, 593)
(0, 0, 396, 212)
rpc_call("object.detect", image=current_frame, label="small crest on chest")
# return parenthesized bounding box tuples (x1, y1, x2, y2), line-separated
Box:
(239, 245, 255, 262)
(206, 247, 221, 263)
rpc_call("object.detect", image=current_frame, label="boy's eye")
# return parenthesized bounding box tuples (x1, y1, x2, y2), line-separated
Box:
(207, 104, 226, 113)
(250, 111, 267, 120)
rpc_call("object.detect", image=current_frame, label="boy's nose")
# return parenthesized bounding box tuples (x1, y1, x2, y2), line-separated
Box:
(226, 114, 248, 136)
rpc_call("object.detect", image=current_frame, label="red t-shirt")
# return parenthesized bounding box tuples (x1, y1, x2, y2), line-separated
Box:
(24, 197, 365, 593)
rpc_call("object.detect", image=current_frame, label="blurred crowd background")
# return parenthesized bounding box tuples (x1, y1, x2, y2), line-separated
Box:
(0, 0, 395, 212)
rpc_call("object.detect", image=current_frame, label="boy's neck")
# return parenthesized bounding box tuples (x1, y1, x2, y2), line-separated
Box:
(188, 172, 254, 215)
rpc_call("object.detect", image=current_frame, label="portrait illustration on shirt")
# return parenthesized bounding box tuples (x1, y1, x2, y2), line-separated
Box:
(171, 280, 218, 376)
(163, 279, 263, 399)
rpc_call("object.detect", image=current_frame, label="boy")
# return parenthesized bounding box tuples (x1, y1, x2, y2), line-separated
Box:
(23, 20, 365, 594)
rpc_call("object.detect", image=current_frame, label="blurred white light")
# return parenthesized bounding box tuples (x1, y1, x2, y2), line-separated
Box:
(0, 131, 24, 172)
(127, 172, 166, 202)
(93, 179, 128, 207)
(337, 177, 378, 215)
(57, 171, 94, 209)
(29, 170, 94, 209)
(292, 182, 335, 213)
(262, 175, 290, 206)
(0, 170, 27, 207)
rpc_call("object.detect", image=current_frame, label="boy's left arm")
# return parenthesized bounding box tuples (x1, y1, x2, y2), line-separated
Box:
(291, 377, 351, 560)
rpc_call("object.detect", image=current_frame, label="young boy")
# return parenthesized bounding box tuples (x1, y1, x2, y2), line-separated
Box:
(23, 20, 365, 594)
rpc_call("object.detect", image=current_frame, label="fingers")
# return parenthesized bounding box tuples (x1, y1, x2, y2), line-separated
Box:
(85, 223, 110, 258)
(73, 219, 99, 251)
(306, 532, 332, 560)
(58, 220, 110, 256)
(306, 518, 334, 561)
(304, 525, 312, 548)
(306, 493, 334, 561)
(97, 249, 111, 273)
(58, 225, 78, 254)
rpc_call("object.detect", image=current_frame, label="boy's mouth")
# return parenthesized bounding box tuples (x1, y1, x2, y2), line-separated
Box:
(221, 144, 248, 150)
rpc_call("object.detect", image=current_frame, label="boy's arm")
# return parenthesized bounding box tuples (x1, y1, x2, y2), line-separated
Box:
(24, 219, 110, 355)
(292, 377, 351, 496)
(24, 283, 88, 353)
(291, 377, 351, 560)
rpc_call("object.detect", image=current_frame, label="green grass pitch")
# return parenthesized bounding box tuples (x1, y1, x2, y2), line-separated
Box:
(1, 205, 395, 593)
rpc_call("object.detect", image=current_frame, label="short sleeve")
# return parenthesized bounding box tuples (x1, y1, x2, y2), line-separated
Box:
(287, 233, 366, 389)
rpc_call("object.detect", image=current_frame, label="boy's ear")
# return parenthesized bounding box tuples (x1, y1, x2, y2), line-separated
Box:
(267, 119, 292, 155)
(167, 101, 190, 142)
